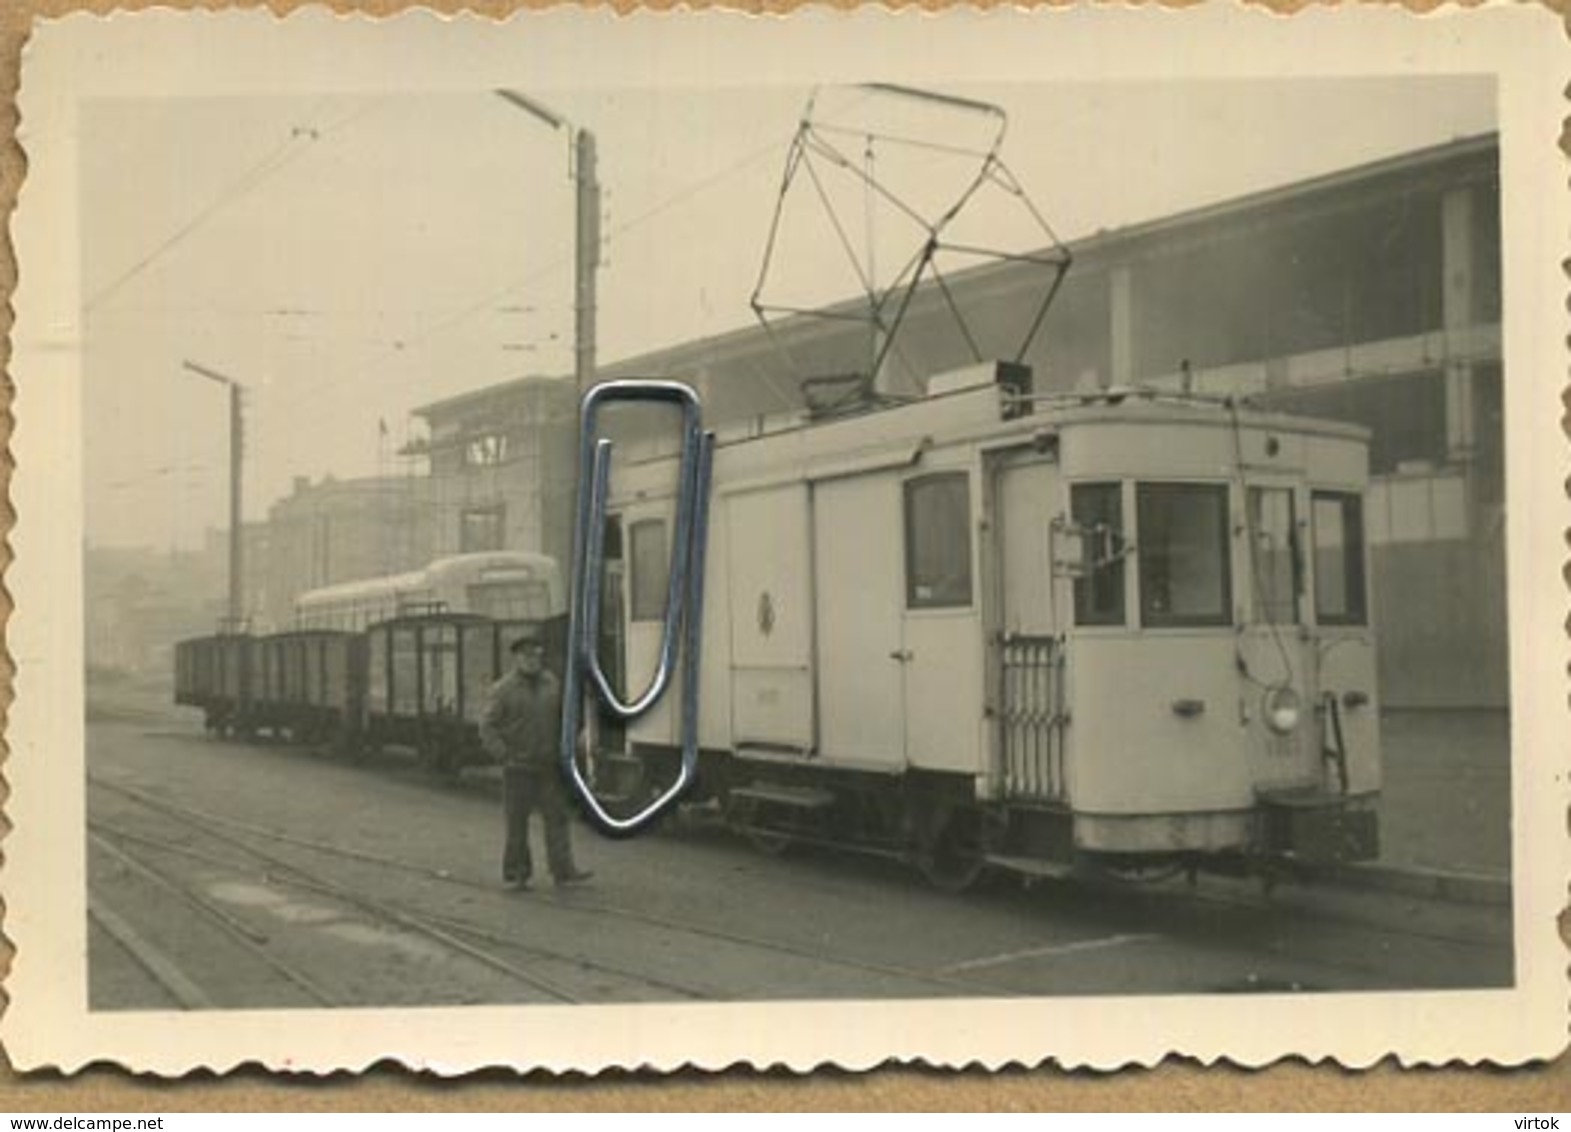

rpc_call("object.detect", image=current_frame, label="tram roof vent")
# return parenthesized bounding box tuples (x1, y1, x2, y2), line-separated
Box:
(926, 360, 1034, 417)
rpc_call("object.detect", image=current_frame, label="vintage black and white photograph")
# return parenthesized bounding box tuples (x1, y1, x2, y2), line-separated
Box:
(5, 6, 1565, 1074)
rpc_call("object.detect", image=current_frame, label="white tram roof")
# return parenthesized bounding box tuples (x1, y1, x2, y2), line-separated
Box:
(608, 377, 1369, 502)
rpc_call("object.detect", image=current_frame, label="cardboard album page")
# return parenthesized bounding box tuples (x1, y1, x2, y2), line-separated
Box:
(5, 5, 1566, 1076)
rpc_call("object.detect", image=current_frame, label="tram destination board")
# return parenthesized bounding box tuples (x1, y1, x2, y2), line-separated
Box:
(5, 4, 1566, 1082)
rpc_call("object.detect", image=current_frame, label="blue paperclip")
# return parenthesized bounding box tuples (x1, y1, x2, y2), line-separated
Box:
(560, 379, 715, 834)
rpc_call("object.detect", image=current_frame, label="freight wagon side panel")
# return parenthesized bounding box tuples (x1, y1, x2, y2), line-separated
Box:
(218, 637, 248, 702)
(322, 634, 353, 710)
(460, 624, 499, 726)
(366, 628, 389, 716)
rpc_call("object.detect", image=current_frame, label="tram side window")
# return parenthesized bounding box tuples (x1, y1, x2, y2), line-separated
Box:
(904, 472, 973, 609)
(1247, 487, 1299, 624)
(1070, 482, 1125, 626)
(629, 518, 669, 623)
(1312, 491, 1367, 626)
(1137, 483, 1232, 628)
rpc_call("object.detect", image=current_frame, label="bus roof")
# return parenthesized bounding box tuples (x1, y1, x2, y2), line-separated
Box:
(294, 551, 560, 612)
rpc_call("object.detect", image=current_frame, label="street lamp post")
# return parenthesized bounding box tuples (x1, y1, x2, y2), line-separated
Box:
(494, 88, 600, 398)
(183, 360, 246, 629)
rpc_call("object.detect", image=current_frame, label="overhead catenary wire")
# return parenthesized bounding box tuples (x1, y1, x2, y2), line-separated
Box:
(1226, 395, 1298, 692)
(85, 100, 378, 316)
(268, 113, 800, 424)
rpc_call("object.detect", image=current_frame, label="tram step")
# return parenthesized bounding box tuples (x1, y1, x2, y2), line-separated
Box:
(735, 742, 814, 764)
(985, 854, 1077, 880)
(730, 784, 836, 810)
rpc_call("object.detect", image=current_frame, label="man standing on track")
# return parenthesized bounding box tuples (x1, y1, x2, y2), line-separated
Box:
(480, 623, 593, 891)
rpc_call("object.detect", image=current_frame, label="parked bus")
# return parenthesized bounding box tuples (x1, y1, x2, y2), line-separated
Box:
(293, 551, 566, 631)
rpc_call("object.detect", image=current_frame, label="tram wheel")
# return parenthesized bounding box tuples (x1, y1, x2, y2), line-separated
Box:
(917, 809, 986, 893)
(746, 822, 791, 857)
(1086, 857, 1186, 886)
(728, 796, 791, 857)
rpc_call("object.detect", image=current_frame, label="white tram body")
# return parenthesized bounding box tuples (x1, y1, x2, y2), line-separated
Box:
(608, 367, 1380, 879)
(295, 550, 566, 631)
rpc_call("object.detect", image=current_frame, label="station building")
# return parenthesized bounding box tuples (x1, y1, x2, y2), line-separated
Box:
(409, 133, 1505, 710)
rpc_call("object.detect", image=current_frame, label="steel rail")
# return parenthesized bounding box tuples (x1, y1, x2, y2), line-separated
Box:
(89, 775, 1008, 998)
(91, 777, 582, 1005)
(94, 812, 710, 1002)
(89, 829, 339, 1007)
(88, 899, 214, 1010)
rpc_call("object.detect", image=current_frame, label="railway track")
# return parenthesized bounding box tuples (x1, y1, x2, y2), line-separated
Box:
(89, 770, 1505, 1011)
(88, 782, 721, 1007)
(87, 774, 1021, 1006)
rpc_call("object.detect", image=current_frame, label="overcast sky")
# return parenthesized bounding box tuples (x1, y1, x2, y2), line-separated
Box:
(79, 75, 1495, 551)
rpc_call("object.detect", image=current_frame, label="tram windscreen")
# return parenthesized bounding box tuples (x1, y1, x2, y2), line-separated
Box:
(1137, 483, 1232, 627)
(1312, 492, 1368, 625)
(1248, 487, 1299, 624)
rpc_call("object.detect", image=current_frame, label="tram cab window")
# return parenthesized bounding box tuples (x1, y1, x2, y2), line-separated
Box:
(629, 518, 669, 623)
(904, 472, 973, 609)
(1247, 487, 1300, 624)
(1312, 491, 1368, 626)
(1070, 482, 1125, 626)
(1136, 483, 1232, 627)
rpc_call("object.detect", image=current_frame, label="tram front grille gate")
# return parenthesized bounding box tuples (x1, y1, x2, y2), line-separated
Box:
(1000, 635, 1067, 801)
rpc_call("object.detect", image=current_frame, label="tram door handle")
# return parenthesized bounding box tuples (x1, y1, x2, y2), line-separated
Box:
(889, 648, 914, 663)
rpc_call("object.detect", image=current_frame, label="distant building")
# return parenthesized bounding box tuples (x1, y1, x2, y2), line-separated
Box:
(261, 474, 437, 630)
(84, 542, 228, 675)
(404, 378, 579, 568)
(412, 134, 1504, 709)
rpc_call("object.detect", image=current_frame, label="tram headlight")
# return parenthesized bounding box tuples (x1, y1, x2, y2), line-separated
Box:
(1264, 686, 1302, 735)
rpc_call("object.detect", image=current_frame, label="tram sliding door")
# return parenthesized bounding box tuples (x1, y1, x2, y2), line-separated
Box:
(813, 473, 906, 770)
(900, 467, 986, 777)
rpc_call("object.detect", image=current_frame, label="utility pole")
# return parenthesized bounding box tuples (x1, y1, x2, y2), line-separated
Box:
(495, 88, 600, 398)
(574, 127, 600, 398)
(183, 360, 246, 629)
